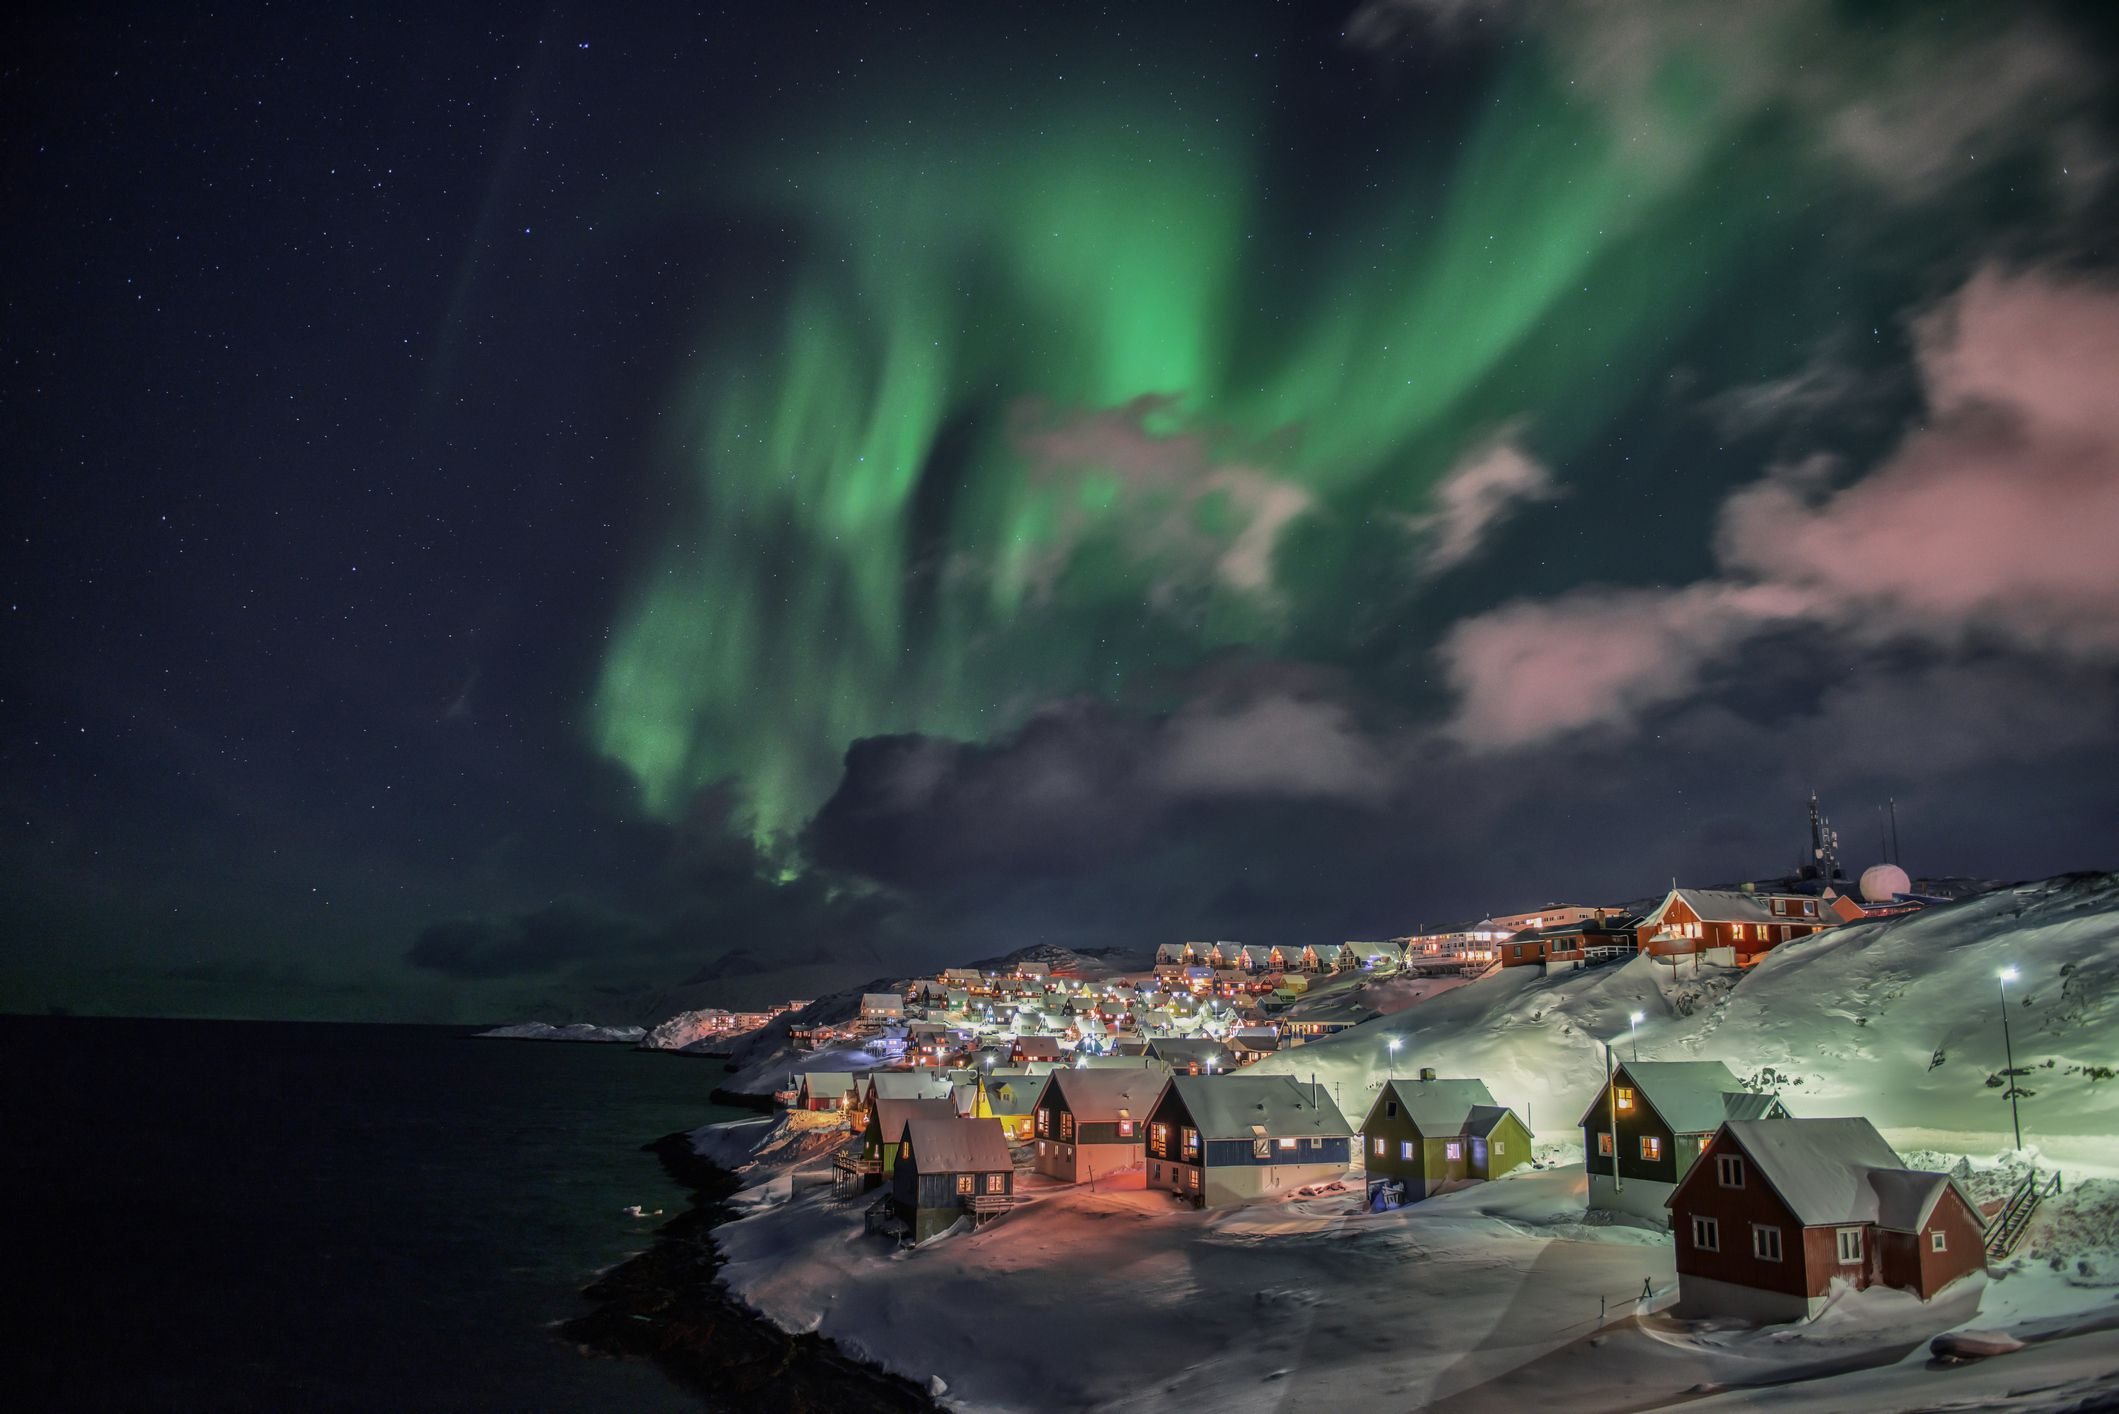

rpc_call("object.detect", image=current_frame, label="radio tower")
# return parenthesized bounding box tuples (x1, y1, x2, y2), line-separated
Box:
(1807, 791, 1842, 883)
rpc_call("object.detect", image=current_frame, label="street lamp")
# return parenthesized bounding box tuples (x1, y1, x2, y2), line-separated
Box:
(1387, 1037, 1402, 1070)
(1628, 1011, 1644, 1063)
(1998, 966, 2023, 1152)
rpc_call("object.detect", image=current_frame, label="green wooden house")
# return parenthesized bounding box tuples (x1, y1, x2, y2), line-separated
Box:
(1359, 1071, 1532, 1206)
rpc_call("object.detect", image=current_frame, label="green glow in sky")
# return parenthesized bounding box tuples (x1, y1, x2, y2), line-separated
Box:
(592, 43, 1800, 834)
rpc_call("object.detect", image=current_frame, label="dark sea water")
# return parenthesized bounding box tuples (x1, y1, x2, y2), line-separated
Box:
(2, 1016, 745, 1412)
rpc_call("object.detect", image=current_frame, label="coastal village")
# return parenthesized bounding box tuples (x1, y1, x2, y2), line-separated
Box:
(659, 806, 2119, 1409)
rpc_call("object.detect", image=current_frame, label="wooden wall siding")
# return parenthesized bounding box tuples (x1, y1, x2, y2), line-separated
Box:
(1673, 1161, 1813, 1298)
(1581, 1076, 1688, 1187)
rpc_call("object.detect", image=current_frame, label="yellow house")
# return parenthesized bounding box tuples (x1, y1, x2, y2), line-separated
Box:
(970, 1071, 1044, 1142)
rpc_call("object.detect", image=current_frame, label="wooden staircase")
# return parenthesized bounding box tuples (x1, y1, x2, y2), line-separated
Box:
(1986, 1168, 2061, 1259)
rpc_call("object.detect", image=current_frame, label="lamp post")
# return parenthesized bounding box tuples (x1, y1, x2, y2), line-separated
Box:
(1998, 966, 2023, 1152)
(1388, 1037, 1402, 1071)
(1628, 1011, 1644, 1063)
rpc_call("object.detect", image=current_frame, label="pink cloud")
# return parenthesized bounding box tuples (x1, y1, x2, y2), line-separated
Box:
(1404, 429, 1562, 578)
(1441, 264, 2119, 749)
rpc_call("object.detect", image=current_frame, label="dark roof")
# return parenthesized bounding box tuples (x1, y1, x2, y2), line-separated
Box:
(900, 1117, 1013, 1173)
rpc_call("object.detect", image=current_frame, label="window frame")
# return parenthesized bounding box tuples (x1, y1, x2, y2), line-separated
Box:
(1615, 1086, 1635, 1112)
(1640, 1135, 1664, 1161)
(1690, 1214, 1720, 1252)
(956, 1173, 975, 1196)
(1596, 1131, 1614, 1157)
(1716, 1154, 1745, 1188)
(1836, 1227, 1864, 1265)
(1444, 1139, 1464, 1162)
(1931, 1229, 1947, 1253)
(1751, 1224, 1784, 1263)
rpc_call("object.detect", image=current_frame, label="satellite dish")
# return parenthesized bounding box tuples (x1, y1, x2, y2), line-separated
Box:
(1859, 863, 1911, 904)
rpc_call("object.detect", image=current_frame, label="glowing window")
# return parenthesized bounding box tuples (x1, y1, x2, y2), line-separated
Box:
(1597, 1132, 1614, 1157)
(956, 1174, 975, 1196)
(1615, 1087, 1635, 1111)
(1278, 1137, 1298, 1151)
(1374, 1137, 1387, 1157)
(1444, 1141, 1463, 1162)
(985, 1173, 1006, 1194)
(1641, 1136, 1663, 1161)
(1400, 1140, 1415, 1160)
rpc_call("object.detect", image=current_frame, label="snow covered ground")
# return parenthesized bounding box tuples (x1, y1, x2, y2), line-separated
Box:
(1249, 875, 2119, 1175)
(683, 877, 2119, 1409)
(702, 1124, 2119, 1412)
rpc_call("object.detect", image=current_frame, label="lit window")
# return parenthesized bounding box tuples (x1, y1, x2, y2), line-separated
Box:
(1182, 1127, 1199, 1155)
(1615, 1087, 1635, 1111)
(1278, 1137, 1298, 1151)
(1752, 1225, 1783, 1262)
(1400, 1140, 1415, 1160)
(1931, 1230, 1947, 1253)
(1691, 1215, 1720, 1252)
(1597, 1132, 1614, 1157)
(1187, 1167, 1201, 1190)
(985, 1173, 1006, 1194)
(1716, 1154, 1745, 1187)
(1117, 1119, 1136, 1138)
(1060, 1114, 1075, 1141)
(956, 1174, 975, 1196)
(1036, 1110, 1050, 1137)
(1640, 1136, 1663, 1161)
(1374, 1137, 1388, 1157)
(1732, 924, 1746, 941)
(1150, 1122, 1169, 1154)
(1836, 1228, 1863, 1264)
(1445, 1141, 1463, 1162)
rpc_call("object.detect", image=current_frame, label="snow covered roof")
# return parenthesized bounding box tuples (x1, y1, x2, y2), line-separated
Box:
(873, 1097, 957, 1145)
(799, 1071, 859, 1096)
(1148, 1037, 1235, 1068)
(1576, 1061, 1777, 1134)
(1040, 1067, 1166, 1120)
(868, 1072, 953, 1103)
(900, 1117, 1013, 1174)
(1343, 940, 1401, 961)
(1369, 1078, 1501, 1136)
(1307, 943, 1345, 959)
(1166, 1074, 1353, 1140)
(1707, 1118, 1976, 1231)
(861, 993, 905, 1011)
(1647, 888, 1816, 927)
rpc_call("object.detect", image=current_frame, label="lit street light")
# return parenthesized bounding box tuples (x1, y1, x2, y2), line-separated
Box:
(1998, 966, 2023, 1152)
(1628, 1011, 1644, 1063)
(1387, 1037, 1402, 1070)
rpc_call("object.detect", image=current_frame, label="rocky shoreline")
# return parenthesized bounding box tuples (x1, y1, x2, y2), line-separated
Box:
(562, 1130, 934, 1412)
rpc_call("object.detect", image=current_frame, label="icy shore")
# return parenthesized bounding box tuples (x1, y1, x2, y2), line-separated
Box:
(473, 1021, 648, 1043)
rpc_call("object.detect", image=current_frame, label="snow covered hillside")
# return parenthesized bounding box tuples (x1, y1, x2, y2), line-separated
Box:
(1249, 874, 2119, 1173)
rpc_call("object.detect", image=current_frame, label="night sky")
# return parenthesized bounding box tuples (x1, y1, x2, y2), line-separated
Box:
(6, 1, 2118, 1022)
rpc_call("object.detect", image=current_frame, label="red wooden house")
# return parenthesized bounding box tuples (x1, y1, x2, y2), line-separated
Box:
(1636, 888, 1834, 968)
(1668, 1117, 1986, 1323)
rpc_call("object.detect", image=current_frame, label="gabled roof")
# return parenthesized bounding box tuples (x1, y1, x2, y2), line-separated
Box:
(1013, 1035, 1066, 1057)
(1646, 888, 1815, 927)
(1147, 1037, 1235, 1068)
(1306, 942, 1346, 958)
(1703, 1118, 1978, 1231)
(1164, 1074, 1353, 1140)
(900, 1117, 1013, 1173)
(1343, 939, 1401, 960)
(1366, 1078, 1501, 1136)
(1465, 1105, 1516, 1138)
(1576, 1061, 1779, 1135)
(799, 1071, 858, 1095)
(1039, 1067, 1166, 1120)
(872, 1097, 956, 1143)
(869, 1072, 953, 1103)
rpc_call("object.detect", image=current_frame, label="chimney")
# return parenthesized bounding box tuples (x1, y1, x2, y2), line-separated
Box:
(1419, 1066, 1437, 1082)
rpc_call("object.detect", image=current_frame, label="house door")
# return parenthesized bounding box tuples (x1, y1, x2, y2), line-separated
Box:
(1471, 1139, 1487, 1171)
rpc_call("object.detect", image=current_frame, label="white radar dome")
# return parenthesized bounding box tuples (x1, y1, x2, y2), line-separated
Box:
(1860, 863, 1911, 904)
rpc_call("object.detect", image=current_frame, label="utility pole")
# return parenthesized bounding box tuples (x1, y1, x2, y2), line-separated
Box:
(1607, 1043, 1622, 1194)
(1998, 967, 2024, 1152)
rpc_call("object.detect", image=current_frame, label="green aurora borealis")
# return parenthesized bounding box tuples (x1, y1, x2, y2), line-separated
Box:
(586, 17, 1932, 835)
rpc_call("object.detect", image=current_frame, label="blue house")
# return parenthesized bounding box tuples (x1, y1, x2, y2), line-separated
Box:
(1145, 1075, 1354, 1207)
